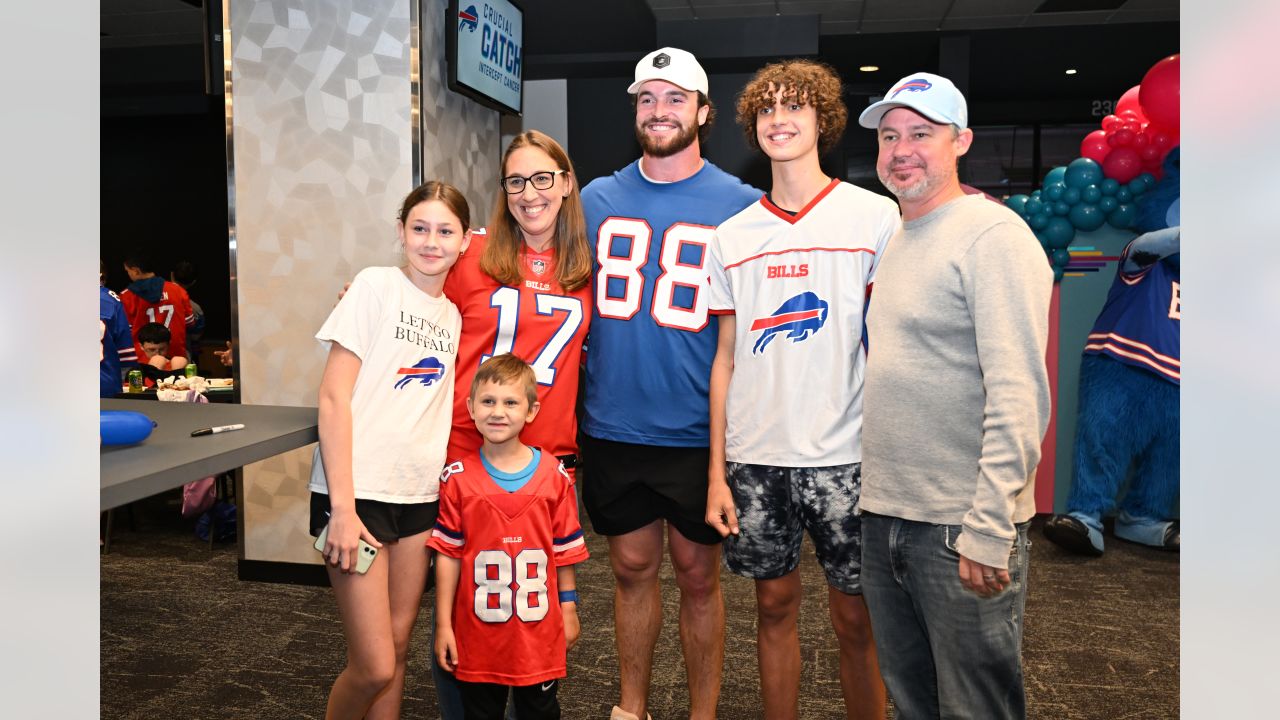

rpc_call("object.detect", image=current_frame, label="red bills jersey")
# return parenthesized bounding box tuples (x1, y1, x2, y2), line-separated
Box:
(120, 280, 195, 360)
(428, 452, 588, 685)
(444, 230, 591, 462)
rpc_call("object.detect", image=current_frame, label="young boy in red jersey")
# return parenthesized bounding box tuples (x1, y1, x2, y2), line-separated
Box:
(429, 353, 588, 719)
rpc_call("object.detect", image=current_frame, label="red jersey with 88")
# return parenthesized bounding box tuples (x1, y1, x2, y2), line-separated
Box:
(429, 452, 588, 685)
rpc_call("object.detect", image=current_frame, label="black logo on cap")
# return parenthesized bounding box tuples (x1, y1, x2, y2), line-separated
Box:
(653, 53, 670, 69)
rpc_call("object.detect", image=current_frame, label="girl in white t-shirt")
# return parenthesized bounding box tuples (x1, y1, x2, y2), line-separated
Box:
(311, 181, 470, 719)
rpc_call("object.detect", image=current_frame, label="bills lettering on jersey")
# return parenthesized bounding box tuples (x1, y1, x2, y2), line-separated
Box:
(766, 264, 809, 279)
(1168, 280, 1180, 320)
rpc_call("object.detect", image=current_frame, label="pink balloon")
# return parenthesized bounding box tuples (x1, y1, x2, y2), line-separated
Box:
(1102, 147, 1143, 183)
(1102, 114, 1124, 132)
(1116, 85, 1147, 123)
(1080, 129, 1111, 163)
(1108, 129, 1135, 148)
(1139, 54, 1180, 129)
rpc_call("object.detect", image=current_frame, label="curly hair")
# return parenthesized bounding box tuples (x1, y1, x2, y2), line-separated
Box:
(735, 60, 847, 156)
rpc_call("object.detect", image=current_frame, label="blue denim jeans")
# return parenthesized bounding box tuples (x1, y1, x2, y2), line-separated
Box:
(860, 514, 1031, 720)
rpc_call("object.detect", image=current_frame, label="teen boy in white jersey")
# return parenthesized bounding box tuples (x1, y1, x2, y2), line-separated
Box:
(705, 60, 900, 720)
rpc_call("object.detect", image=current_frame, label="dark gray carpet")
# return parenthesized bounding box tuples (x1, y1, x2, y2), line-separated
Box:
(101, 497, 1177, 719)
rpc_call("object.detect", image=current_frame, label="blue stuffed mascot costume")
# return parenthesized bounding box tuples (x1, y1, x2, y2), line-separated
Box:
(1044, 148, 1180, 556)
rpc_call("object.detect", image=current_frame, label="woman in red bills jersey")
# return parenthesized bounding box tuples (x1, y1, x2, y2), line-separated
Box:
(443, 130, 593, 470)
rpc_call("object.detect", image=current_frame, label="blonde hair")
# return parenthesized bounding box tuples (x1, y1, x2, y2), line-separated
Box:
(480, 131, 591, 292)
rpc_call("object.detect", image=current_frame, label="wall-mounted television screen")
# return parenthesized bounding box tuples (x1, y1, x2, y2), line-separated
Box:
(446, 0, 524, 116)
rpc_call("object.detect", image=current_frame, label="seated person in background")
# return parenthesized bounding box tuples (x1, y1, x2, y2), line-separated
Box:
(137, 322, 189, 375)
(121, 248, 196, 360)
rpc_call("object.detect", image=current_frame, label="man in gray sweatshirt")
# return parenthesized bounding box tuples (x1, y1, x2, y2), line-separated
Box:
(856, 73, 1052, 719)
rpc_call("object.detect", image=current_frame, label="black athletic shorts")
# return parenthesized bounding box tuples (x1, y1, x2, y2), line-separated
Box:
(309, 492, 438, 543)
(578, 433, 721, 546)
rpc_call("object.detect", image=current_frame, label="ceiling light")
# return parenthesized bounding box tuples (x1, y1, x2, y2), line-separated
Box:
(1065, 68, 1078, 75)
(859, 65, 879, 72)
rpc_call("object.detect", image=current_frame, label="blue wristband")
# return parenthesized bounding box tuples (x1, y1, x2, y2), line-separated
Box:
(558, 589, 578, 603)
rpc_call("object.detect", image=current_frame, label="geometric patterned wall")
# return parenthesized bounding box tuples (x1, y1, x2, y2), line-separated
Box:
(419, 0, 500, 222)
(227, 0, 497, 564)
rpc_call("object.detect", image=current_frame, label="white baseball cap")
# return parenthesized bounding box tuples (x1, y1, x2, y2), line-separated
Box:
(627, 47, 708, 95)
(857, 72, 968, 129)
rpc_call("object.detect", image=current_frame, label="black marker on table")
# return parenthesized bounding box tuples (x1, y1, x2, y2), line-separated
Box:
(191, 423, 245, 437)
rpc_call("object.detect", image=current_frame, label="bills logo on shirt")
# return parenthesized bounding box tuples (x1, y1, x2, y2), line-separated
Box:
(394, 356, 446, 389)
(749, 292, 829, 354)
(458, 5, 479, 32)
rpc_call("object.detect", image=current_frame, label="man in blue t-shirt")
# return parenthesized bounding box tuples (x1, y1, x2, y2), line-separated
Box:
(578, 47, 759, 720)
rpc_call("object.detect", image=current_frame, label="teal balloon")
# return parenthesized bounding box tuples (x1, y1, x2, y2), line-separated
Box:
(1031, 189, 1042, 199)
(1044, 166, 1067, 186)
(1069, 203, 1106, 231)
(1053, 265, 1065, 282)
(1115, 187, 1133, 203)
(1107, 202, 1137, 229)
(1028, 211, 1050, 230)
(1053, 201, 1071, 216)
(1025, 198, 1045, 216)
(1043, 182, 1066, 201)
(1136, 172, 1156, 192)
(1006, 194, 1030, 215)
(1099, 196, 1119, 213)
(1127, 178, 1147, 196)
(1064, 158, 1104, 189)
(1100, 178, 1120, 196)
(1042, 217, 1075, 249)
(1081, 185, 1102, 203)
(1062, 187, 1082, 205)
(1051, 248, 1072, 267)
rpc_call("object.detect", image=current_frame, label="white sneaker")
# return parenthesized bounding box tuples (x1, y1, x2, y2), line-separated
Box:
(609, 706, 651, 720)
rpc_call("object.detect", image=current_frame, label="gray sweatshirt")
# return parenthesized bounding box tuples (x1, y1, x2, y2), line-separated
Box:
(861, 194, 1053, 569)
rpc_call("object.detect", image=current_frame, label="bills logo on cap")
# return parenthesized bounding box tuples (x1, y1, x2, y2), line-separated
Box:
(890, 78, 933, 98)
(749, 292, 829, 354)
(530, 258, 548, 276)
(653, 53, 670, 69)
(394, 356, 446, 389)
(458, 4, 478, 32)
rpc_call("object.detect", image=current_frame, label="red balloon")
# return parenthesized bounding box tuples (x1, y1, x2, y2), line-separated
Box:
(1139, 54, 1180, 129)
(1146, 121, 1180, 149)
(1116, 85, 1147, 123)
(1108, 129, 1135, 148)
(1133, 132, 1150, 149)
(1080, 129, 1111, 163)
(1102, 114, 1123, 132)
(1139, 145, 1161, 162)
(1102, 147, 1143, 183)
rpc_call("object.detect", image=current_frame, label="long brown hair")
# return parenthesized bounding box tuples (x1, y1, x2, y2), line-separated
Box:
(398, 180, 471, 230)
(480, 131, 591, 292)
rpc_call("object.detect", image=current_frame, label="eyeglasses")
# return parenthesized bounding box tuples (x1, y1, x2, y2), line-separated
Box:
(501, 170, 566, 194)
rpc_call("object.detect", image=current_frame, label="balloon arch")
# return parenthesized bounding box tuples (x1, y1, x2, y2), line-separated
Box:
(1004, 54, 1180, 282)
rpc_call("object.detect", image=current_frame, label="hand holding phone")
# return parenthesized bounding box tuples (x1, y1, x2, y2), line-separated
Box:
(314, 521, 379, 574)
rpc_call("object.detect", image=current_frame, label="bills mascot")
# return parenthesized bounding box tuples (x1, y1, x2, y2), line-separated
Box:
(1044, 148, 1180, 557)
